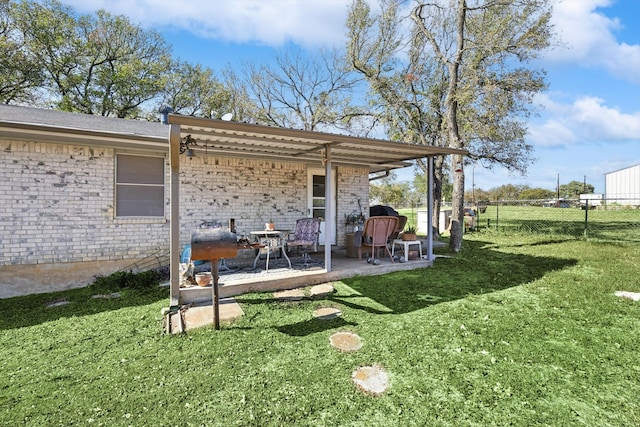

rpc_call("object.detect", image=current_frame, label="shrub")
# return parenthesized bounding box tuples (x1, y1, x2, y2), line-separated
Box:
(92, 270, 161, 292)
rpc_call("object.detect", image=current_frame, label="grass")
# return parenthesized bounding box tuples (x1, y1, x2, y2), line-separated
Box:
(479, 205, 640, 241)
(1, 233, 640, 425)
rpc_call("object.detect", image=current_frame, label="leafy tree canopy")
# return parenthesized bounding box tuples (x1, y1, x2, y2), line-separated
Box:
(559, 180, 595, 198)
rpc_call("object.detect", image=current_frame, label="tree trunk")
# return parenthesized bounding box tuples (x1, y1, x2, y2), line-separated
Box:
(447, 0, 467, 253)
(450, 155, 465, 252)
(432, 155, 444, 237)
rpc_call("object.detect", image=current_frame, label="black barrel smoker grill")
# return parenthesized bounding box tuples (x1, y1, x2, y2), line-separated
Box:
(189, 220, 251, 330)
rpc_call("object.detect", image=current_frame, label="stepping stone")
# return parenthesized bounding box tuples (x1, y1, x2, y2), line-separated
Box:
(273, 288, 305, 301)
(309, 283, 335, 299)
(91, 292, 121, 299)
(168, 298, 244, 333)
(615, 291, 640, 301)
(352, 364, 389, 396)
(46, 299, 70, 308)
(330, 331, 362, 352)
(313, 307, 342, 320)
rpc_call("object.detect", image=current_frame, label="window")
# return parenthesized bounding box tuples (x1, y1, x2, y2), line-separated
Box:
(115, 154, 165, 217)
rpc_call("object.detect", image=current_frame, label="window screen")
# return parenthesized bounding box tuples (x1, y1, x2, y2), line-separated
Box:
(116, 154, 165, 217)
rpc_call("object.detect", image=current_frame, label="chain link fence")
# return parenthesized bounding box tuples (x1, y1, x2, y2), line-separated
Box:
(473, 198, 640, 242)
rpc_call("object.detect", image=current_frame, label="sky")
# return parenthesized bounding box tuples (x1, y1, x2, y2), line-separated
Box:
(58, 0, 640, 195)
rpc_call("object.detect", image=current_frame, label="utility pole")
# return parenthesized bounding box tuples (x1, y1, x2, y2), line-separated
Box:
(556, 173, 560, 207)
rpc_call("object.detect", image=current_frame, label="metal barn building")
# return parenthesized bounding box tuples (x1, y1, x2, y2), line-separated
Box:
(605, 164, 640, 205)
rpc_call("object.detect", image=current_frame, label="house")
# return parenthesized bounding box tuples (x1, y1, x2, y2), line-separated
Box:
(0, 104, 465, 299)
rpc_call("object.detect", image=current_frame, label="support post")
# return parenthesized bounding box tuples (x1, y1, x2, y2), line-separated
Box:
(427, 156, 434, 262)
(584, 199, 589, 238)
(211, 258, 220, 330)
(324, 146, 333, 272)
(169, 123, 181, 308)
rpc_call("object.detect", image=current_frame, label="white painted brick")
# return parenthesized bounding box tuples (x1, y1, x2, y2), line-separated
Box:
(2, 139, 369, 265)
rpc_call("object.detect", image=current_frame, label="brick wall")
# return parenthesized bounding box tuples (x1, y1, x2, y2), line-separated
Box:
(0, 140, 168, 265)
(1, 138, 370, 266)
(178, 156, 308, 245)
(336, 166, 370, 246)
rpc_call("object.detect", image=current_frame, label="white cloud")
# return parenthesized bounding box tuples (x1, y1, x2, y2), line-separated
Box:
(529, 94, 640, 148)
(59, 0, 352, 47)
(528, 119, 577, 147)
(571, 96, 640, 140)
(547, 0, 640, 83)
(62, 0, 640, 83)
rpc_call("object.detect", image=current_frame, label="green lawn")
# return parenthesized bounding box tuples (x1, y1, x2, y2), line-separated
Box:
(1, 234, 639, 426)
(478, 204, 640, 241)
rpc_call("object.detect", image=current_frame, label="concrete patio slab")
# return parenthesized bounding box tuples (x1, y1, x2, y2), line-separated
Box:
(177, 248, 435, 305)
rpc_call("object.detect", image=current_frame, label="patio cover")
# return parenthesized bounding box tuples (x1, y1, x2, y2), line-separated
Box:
(167, 114, 467, 307)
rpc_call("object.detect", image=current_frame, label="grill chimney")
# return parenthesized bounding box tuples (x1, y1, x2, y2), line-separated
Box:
(158, 105, 173, 124)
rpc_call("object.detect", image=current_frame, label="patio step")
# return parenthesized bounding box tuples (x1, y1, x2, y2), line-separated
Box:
(167, 298, 244, 333)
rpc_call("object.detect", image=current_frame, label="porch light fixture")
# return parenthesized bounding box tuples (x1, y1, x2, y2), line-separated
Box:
(180, 134, 197, 156)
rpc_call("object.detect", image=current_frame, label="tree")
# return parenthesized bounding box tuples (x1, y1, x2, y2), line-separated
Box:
(466, 187, 491, 202)
(369, 173, 412, 207)
(216, 65, 264, 124)
(519, 187, 554, 200)
(414, 171, 452, 203)
(158, 60, 233, 118)
(346, 0, 451, 238)
(488, 183, 526, 200)
(559, 180, 594, 199)
(0, 0, 44, 104)
(347, 0, 553, 251)
(13, 0, 171, 118)
(410, 0, 552, 251)
(237, 48, 364, 132)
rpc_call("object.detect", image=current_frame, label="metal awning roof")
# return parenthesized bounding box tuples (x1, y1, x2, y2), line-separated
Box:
(0, 104, 467, 174)
(168, 114, 467, 172)
(166, 114, 461, 306)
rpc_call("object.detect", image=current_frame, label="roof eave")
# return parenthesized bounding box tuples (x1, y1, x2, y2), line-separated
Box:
(0, 121, 168, 152)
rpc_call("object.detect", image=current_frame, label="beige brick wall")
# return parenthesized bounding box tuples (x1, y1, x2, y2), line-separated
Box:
(178, 156, 308, 243)
(0, 139, 168, 265)
(1, 139, 370, 268)
(336, 166, 370, 246)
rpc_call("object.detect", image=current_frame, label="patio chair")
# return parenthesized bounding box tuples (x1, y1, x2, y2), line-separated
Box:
(358, 216, 399, 264)
(286, 218, 321, 267)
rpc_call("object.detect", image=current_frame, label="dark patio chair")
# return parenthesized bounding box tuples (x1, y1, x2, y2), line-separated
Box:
(389, 215, 407, 240)
(287, 218, 321, 267)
